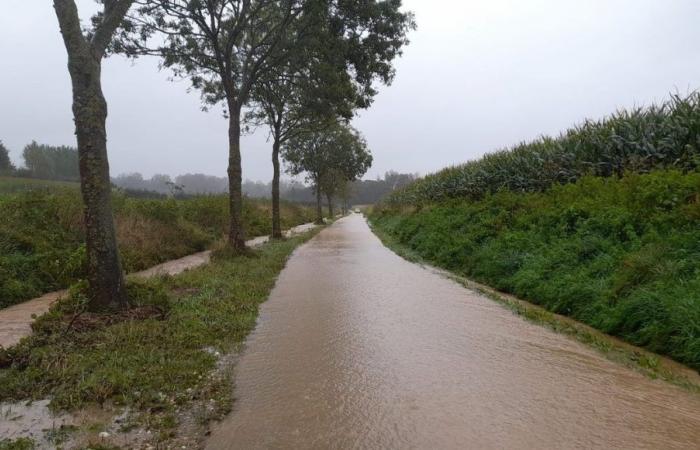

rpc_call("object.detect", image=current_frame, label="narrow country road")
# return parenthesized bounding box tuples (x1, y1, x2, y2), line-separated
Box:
(207, 214, 700, 449)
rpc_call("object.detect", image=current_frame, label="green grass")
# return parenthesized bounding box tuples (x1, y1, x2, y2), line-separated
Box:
(0, 438, 35, 450)
(371, 170, 700, 371)
(0, 230, 318, 441)
(0, 180, 315, 308)
(0, 176, 79, 194)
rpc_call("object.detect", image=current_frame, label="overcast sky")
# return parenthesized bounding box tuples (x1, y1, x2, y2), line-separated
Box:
(2, 1, 700, 181)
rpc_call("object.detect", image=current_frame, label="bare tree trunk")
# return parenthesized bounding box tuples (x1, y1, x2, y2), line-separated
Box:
(315, 183, 323, 224)
(326, 194, 334, 217)
(227, 104, 246, 250)
(54, 0, 128, 311)
(271, 133, 282, 239)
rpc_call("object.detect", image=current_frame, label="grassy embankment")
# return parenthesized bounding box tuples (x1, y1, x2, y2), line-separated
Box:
(0, 177, 315, 308)
(371, 94, 700, 374)
(0, 230, 320, 448)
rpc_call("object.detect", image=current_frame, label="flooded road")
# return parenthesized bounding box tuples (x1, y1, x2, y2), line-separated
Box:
(207, 214, 700, 449)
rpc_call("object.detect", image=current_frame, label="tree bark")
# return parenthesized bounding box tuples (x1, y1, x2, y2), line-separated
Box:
(315, 183, 323, 224)
(326, 193, 334, 217)
(54, 0, 128, 311)
(227, 104, 246, 250)
(271, 134, 282, 239)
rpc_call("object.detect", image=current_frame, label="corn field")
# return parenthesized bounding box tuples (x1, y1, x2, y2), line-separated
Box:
(386, 93, 700, 207)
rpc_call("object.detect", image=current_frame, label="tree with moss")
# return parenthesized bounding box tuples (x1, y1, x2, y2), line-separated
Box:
(53, 0, 135, 310)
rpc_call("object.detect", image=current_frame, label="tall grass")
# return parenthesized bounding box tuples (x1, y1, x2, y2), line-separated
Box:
(387, 93, 700, 206)
(0, 185, 315, 308)
(0, 176, 79, 194)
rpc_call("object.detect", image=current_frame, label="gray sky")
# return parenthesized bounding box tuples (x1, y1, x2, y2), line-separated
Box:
(2, 0, 700, 181)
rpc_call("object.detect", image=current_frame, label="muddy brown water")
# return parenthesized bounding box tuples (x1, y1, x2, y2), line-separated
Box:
(206, 214, 700, 450)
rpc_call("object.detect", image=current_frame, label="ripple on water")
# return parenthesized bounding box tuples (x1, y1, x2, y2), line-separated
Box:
(202, 214, 700, 449)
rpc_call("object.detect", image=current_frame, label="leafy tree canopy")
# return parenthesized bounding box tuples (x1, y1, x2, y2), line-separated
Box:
(114, 0, 415, 113)
(283, 122, 372, 187)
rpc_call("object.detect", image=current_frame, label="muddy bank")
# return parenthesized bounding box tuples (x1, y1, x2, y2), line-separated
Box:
(206, 214, 700, 449)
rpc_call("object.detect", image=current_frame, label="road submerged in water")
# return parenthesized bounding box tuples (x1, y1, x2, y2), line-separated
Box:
(206, 213, 700, 450)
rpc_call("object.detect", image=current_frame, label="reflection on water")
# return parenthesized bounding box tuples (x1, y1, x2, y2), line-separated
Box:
(207, 214, 700, 449)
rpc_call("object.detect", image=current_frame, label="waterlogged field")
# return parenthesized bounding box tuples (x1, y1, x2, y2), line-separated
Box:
(0, 177, 315, 308)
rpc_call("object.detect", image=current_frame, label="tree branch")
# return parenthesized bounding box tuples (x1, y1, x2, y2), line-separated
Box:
(53, 0, 88, 56)
(92, 0, 136, 57)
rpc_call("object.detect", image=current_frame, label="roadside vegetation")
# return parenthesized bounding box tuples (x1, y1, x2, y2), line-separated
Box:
(373, 95, 700, 372)
(386, 93, 700, 207)
(0, 231, 319, 447)
(0, 178, 315, 308)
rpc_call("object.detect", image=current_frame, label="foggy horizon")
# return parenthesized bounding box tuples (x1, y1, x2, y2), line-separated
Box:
(2, 0, 700, 182)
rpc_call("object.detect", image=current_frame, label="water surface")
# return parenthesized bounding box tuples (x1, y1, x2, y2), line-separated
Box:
(207, 214, 700, 449)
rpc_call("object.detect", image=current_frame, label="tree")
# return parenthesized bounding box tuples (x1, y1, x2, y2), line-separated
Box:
(0, 141, 14, 175)
(319, 168, 347, 217)
(117, 0, 414, 247)
(117, 0, 304, 249)
(247, 64, 348, 237)
(248, 0, 414, 236)
(22, 141, 80, 181)
(53, 0, 134, 310)
(335, 174, 352, 214)
(283, 123, 372, 223)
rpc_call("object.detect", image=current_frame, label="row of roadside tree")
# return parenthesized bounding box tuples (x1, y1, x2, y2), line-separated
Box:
(50, 0, 414, 311)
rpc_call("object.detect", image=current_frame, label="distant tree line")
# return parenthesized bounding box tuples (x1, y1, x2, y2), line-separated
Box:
(1, 139, 415, 205)
(112, 170, 418, 205)
(0, 141, 14, 175)
(0, 141, 79, 180)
